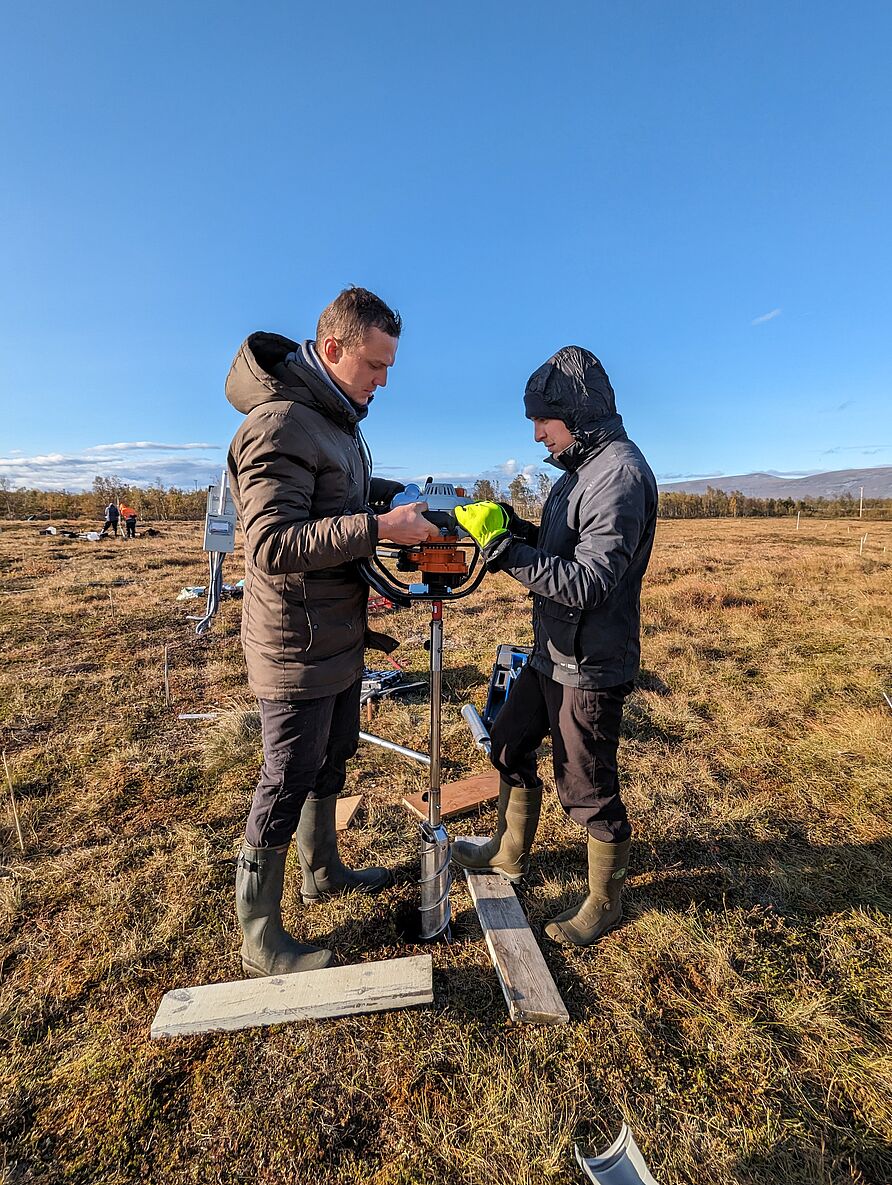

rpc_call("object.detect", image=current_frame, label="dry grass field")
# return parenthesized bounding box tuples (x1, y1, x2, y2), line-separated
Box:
(1, 516, 890, 1185)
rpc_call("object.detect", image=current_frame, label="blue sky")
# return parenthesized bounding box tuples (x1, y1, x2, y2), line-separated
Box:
(1, 1, 890, 491)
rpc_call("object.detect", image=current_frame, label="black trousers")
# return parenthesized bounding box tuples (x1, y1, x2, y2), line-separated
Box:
(244, 678, 362, 848)
(123, 517, 136, 538)
(489, 664, 634, 843)
(103, 518, 119, 536)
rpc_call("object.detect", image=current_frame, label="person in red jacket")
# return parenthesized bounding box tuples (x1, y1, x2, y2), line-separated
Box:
(118, 503, 137, 539)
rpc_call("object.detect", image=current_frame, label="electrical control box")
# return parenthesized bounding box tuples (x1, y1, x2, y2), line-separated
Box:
(202, 475, 237, 554)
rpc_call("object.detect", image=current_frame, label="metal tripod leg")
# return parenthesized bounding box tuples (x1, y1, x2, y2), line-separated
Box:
(419, 600, 452, 940)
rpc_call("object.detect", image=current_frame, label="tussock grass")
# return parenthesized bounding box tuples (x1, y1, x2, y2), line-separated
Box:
(1, 516, 891, 1183)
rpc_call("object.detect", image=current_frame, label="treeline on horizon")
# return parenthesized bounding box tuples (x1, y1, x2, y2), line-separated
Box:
(2, 473, 891, 523)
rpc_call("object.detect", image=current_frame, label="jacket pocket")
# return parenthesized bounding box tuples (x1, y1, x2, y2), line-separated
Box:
(281, 574, 313, 655)
(281, 574, 365, 662)
(306, 599, 365, 660)
(534, 597, 583, 674)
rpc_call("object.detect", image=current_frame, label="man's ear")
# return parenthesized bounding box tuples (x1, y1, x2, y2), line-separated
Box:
(320, 335, 342, 364)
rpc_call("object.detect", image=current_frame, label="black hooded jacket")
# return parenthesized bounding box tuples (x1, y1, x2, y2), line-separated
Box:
(488, 347, 658, 689)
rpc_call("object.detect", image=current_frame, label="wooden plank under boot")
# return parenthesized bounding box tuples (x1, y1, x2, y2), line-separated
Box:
(150, 955, 433, 1038)
(459, 837, 569, 1026)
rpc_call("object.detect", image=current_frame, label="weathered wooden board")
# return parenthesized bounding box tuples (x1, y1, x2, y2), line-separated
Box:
(335, 794, 363, 831)
(150, 954, 433, 1039)
(458, 838, 569, 1026)
(402, 771, 499, 822)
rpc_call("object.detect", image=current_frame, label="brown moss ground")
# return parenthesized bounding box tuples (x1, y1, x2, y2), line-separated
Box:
(0, 517, 890, 1184)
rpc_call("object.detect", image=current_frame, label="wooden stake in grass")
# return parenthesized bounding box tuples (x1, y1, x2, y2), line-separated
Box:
(2, 750, 25, 854)
(860, 533, 868, 556)
(163, 644, 170, 707)
(796, 511, 801, 530)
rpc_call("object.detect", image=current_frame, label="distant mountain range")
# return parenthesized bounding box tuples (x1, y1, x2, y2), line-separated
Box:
(658, 466, 892, 500)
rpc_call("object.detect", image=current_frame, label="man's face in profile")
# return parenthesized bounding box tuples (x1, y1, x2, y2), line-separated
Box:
(532, 417, 574, 456)
(320, 327, 398, 406)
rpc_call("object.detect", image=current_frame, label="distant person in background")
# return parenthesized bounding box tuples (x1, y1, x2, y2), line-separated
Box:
(119, 503, 138, 538)
(101, 502, 120, 537)
(453, 346, 658, 947)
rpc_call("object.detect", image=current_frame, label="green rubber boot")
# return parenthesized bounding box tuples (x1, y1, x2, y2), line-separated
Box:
(235, 843, 333, 978)
(544, 836, 630, 946)
(451, 780, 543, 883)
(296, 795, 392, 904)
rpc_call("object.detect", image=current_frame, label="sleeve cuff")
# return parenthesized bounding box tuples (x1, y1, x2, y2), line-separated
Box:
(482, 531, 513, 570)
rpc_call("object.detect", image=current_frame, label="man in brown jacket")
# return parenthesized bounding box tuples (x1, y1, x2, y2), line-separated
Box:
(226, 287, 437, 977)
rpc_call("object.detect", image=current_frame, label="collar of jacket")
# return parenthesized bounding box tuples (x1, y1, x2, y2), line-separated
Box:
(282, 351, 368, 430)
(225, 331, 365, 432)
(547, 422, 628, 472)
(288, 340, 371, 425)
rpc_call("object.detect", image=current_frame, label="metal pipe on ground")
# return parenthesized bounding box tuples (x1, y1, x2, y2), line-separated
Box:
(575, 1125, 658, 1184)
(461, 704, 492, 754)
(359, 731, 431, 766)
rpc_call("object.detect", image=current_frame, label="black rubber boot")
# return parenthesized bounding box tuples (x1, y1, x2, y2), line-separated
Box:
(296, 795, 392, 904)
(235, 843, 333, 977)
(544, 836, 630, 946)
(451, 780, 543, 883)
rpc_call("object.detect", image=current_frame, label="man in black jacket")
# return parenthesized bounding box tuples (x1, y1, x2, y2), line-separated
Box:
(101, 502, 120, 537)
(454, 346, 657, 946)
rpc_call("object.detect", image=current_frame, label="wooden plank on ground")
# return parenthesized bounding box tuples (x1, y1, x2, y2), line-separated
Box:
(402, 771, 499, 822)
(458, 838, 569, 1026)
(150, 954, 433, 1039)
(335, 794, 363, 831)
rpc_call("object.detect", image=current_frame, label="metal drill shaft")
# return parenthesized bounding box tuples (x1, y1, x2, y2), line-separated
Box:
(419, 599, 451, 940)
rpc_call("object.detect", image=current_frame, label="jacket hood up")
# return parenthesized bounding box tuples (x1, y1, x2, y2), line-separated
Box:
(225, 332, 362, 430)
(524, 346, 626, 453)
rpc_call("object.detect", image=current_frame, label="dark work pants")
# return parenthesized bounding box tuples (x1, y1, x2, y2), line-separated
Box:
(124, 517, 136, 538)
(103, 518, 119, 536)
(244, 678, 363, 848)
(489, 664, 634, 843)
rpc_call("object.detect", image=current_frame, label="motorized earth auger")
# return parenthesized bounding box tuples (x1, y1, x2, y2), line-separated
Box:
(359, 481, 484, 941)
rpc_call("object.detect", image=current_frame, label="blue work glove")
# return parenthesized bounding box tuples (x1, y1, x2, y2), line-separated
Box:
(453, 501, 510, 549)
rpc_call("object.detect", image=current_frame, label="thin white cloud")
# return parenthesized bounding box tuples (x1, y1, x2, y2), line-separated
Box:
(377, 462, 551, 494)
(82, 441, 220, 453)
(0, 442, 223, 491)
(403, 471, 480, 487)
(657, 471, 725, 482)
(751, 308, 782, 326)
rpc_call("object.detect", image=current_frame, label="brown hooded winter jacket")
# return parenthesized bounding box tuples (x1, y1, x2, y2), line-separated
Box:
(226, 332, 384, 700)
